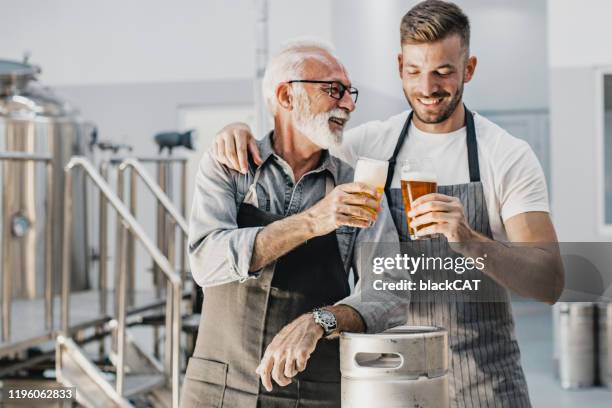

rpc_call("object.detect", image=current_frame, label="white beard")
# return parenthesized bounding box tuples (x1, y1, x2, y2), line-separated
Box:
(291, 86, 349, 149)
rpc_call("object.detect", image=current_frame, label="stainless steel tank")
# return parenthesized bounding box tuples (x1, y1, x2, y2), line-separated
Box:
(0, 59, 92, 300)
(553, 302, 596, 389)
(598, 302, 612, 387)
(340, 326, 449, 408)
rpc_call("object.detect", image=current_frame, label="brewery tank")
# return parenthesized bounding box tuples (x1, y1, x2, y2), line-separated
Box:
(0, 59, 93, 299)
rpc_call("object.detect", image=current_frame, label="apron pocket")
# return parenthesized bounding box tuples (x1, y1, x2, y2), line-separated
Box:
(182, 357, 228, 408)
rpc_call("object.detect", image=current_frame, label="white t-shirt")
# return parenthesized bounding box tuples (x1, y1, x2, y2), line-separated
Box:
(331, 110, 550, 242)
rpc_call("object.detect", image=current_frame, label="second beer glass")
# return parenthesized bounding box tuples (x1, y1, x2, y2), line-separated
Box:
(353, 157, 388, 227)
(400, 158, 437, 239)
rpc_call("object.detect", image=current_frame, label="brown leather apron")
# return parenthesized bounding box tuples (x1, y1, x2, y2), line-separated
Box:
(181, 169, 349, 408)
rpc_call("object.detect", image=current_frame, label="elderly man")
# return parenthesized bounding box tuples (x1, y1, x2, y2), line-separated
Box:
(181, 41, 407, 408)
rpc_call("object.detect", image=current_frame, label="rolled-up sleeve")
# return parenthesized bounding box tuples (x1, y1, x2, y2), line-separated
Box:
(188, 151, 263, 288)
(336, 196, 410, 333)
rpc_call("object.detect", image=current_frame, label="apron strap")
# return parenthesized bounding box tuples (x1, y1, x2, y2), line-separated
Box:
(384, 104, 480, 194)
(464, 106, 480, 182)
(384, 111, 413, 193)
(243, 165, 265, 208)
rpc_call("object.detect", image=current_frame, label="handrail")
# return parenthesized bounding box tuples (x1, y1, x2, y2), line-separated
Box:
(0, 152, 53, 343)
(113, 157, 189, 302)
(61, 156, 180, 408)
(118, 158, 188, 234)
(64, 158, 181, 286)
(110, 156, 188, 164)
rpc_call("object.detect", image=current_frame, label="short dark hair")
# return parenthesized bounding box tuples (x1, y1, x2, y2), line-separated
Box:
(400, 0, 470, 52)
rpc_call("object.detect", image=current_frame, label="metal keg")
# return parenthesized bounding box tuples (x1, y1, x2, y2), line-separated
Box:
(598, 302, 612, 387)
(340, 326, 449, 408)
(553, 302, 596, 389)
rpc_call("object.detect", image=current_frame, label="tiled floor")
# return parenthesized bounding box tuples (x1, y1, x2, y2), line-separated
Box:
(512, 301, 611, 407)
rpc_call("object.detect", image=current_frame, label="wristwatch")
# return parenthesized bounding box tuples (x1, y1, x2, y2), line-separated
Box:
(313, 308, 337, 336)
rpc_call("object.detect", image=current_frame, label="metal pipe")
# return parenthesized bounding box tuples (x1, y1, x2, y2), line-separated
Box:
(180, 160, 187, 283)
(128, 168, 137, 306)
(44, 160, 53, 330)
(156, 162, 167, 290)
(114, 167, 126, 354)
(109, 156, 188, 165)
(115, 222, 128, 396)
(164, 284, 173, 381)
(61, 170, 73, 334)
(164, 217, 176, 384)
(172, 283, 181, 408)
(98, 161, 109, 359)
(0, 152, 53, 161)
(153, 162, 163, 358)
(117, 159, 188, 234)
(98, 162, 109, 316)
(1, 162, 11, 342)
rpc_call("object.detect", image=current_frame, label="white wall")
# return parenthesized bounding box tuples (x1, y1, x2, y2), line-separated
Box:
(548, 0, 612, 69)
(0, 0, 332, 86)
(0, 0, 255, 85)
(547, 0, 612, 241)
(332, 0, 549, 125)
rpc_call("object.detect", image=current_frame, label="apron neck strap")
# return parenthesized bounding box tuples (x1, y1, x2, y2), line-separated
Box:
(464, 106, 480, 182)
(384, 104, 480, 194)
(243, 164, 265, 208)
(384, 111, 413, 192)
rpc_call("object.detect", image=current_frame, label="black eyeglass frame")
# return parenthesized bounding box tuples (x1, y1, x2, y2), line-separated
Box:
(287, 80, 359, 103)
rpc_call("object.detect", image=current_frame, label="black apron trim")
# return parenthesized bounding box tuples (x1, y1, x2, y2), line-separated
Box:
(464, 106, 480, 182)
(384, 111, 413, 192)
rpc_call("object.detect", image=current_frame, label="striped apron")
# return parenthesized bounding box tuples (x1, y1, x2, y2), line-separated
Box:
(384, 107, 531, 407)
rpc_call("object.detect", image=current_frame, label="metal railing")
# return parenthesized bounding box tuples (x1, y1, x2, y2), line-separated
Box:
(116, 158, 190, 380)
(61, 157, 181, 408)
(0, 152, 53, 343)
(116, 158, 188, 278)
(102, 157, 188, 304)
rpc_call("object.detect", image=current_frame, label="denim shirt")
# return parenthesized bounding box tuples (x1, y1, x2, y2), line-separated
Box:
(188, 132, 409, 333)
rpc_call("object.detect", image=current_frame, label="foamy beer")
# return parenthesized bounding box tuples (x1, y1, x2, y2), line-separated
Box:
(353, 157, 388, 226)
(400, 158, 437, 239)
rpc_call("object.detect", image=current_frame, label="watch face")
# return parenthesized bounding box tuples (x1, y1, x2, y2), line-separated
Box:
(316, 309, 337, 333)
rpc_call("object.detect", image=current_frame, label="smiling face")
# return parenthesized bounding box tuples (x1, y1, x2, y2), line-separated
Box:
(398, 34, 476, 130)
(289, 53, 356, 148)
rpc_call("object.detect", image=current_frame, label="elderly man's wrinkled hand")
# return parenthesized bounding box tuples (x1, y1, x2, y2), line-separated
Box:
(255, 313, 324, 391)
(303, 182, 381, 236)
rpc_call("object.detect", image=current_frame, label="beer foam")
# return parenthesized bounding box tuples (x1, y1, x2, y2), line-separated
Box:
(400, 170, 437, 183)
(354, 158, 388, 187)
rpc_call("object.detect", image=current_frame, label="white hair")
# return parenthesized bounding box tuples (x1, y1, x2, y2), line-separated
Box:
(261, 38, 338, 114)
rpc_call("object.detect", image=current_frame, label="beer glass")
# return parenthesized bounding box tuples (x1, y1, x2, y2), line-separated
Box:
(400, 158, 437, 239)
(353, 157, 388, 226)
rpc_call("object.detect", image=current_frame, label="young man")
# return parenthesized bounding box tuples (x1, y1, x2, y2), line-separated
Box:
(182, 41, 407, 407)
(212, 1, 563, 407)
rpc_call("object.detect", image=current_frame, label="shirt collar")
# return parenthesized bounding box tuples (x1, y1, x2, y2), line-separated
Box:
(255, 131, 340, 184)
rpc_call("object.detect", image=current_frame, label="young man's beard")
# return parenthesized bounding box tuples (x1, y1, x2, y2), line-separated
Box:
(406, 82, 464, 125)
(291, 85, 348, 149)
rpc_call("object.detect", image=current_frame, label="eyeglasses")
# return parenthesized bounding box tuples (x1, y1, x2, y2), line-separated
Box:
(287, 80, 359, 104)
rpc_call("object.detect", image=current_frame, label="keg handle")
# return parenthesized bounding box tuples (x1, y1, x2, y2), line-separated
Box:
(353, 352, 404, 369)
